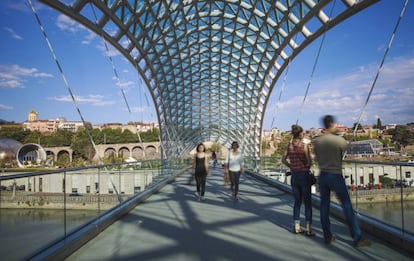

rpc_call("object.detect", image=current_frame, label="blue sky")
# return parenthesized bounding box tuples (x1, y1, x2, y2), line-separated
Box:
(1, 0, 413, 132)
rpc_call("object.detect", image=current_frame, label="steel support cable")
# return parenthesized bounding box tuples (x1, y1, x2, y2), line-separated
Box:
(88, 4, 150, 162)
(27, 0, 102, 163)
(295, 0, 337, 126)
(28, 0, 125, 202)
(270, 30, 299, 130)
(270, 57, 292, 129)
(351, 0, 409, 139)
(345, 0, 409, 159)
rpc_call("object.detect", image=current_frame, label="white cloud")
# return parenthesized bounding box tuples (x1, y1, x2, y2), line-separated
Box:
(56, 14, 85, 33)
(49, 94, 116, 106)
(131, 106, 146, 113)
(267, 55, 414, 129)
(0, 64, 53, 88)
(97, 42, 121, 57)
(0, 104, 13, 110)
(56, 14, 98, 46)
(115, 79, 135, 89)
(3, 27, 22, 40)
(81, 31, 97, 45)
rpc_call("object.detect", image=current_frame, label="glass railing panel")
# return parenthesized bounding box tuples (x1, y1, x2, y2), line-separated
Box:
(245, 157, 414, 235)
(245, 156, 290, 184)
(0, 159, 181, 260)
(345, 162, 404, 231)
(0, 171, 101, 260)
(343, 161, 414, 234)
(400, 164, 414, 234)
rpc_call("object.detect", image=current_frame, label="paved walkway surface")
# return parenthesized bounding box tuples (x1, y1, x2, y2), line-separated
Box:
(66, 167, 413, 261)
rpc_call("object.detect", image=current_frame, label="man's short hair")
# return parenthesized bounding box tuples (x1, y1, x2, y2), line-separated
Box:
(322, 115, 335, 129)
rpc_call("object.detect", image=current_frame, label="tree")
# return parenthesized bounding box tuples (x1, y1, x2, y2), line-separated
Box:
(122, 129, 139, 143)
(274, 133, 291, 156)
(210, 142, 221, 154)
(140, 128, 160, 142)
(351, 122, 363, 131)
(71, 128, 95, 162)
(376, 118, 383, 130)
(23, 130, 42, 144)
(101, 128, 123, 144)
(42, 129, 73, 147)
(389, 125, 414, 150)
(0, 126, 30, 142)
(56, 153, 70, 167)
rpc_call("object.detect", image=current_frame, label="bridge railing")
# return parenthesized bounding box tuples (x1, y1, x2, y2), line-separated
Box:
(0, 158, 189, 260)
(245, 157, 414, 236)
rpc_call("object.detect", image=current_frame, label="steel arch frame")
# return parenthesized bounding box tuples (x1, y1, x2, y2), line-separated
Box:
(39, 0, 379, 158)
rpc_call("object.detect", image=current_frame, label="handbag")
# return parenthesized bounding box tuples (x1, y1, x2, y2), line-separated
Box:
(309, 170, 316, 185)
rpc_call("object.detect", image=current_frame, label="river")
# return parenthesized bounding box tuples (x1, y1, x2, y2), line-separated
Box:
(0, 202, 413, 260)
(0, 209, 100, 260)
(355, 200, 414, 232)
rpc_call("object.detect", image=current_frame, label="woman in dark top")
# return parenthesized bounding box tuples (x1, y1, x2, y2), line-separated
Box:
(192, 143, 209, 201)
(282, 124, 315, 236)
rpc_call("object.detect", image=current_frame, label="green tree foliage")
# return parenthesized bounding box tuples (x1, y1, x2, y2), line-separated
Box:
(210, 142, 221, 154)
(274, 133, 291, 156)
(1, 124, 160, 146)
(101, 128, 124, 144)
(375, 118, 383, 129)
(352, 122, 363, 131)
(379, 176, 393, 187)
(123, 129, 139, 143)
(71, 128, 95, 161)
(91, 128, 104, 144)
(387, 125, 414, 149)
(56, 152, 70, 167)
(140, 128, 160, 142)
(0, 126, 30, 142)
(262, 140, 270, 150)
(23, 130, 42, 144)
(42, 129, 74, 147)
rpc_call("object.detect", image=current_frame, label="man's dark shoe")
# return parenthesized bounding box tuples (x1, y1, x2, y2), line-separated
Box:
(354, 238, 371, 247)
(324, 235, 336, 244)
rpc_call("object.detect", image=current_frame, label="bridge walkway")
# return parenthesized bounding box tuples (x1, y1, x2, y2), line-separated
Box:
(66, 167, 412, 261)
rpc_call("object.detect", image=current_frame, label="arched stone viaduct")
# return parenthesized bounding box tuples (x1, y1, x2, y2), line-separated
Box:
(44, 142, 161, 162)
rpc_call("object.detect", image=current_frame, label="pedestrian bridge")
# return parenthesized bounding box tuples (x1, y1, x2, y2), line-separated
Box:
(64, 168, 414, 261)
(1, 159, 413, 260)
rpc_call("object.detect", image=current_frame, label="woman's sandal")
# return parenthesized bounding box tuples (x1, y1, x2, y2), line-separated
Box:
(306, 231, 316, 236)
(294, 227, 303, 234)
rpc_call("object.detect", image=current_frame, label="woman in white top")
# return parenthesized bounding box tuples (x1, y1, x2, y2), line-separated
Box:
(224, 141, 244, 200)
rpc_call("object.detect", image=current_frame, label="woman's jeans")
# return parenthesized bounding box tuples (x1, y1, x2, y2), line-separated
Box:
(319, 171, 361, 242)
(291, 171, 312, 225)
(229, 171, 241, 196)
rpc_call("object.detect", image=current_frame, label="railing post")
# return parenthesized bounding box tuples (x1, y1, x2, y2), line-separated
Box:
(399, 164, 405, 233)
(63, 170, 67, 238)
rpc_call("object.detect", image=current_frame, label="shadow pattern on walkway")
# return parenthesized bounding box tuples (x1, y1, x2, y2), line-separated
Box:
(66, 167, 413, 261)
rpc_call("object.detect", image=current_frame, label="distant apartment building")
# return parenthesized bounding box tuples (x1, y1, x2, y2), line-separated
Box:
(23, 119, 59, 133)
(336, 124, 348, 134)
(385, 124, 397, 130)
(23, 109, 86, 133)
(94, 122, 159, 134)
(262, 127, 280, 141)
(59, 121, 84, 132)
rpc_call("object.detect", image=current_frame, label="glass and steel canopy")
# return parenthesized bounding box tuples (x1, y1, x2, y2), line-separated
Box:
(39, 0, 378, 158)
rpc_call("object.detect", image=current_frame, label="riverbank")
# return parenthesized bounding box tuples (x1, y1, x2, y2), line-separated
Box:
(329, 187, 414, 204)
(0, 192, 130, 210)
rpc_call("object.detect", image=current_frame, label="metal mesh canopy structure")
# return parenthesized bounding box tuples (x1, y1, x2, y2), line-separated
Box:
(39, 0, 378, 158)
